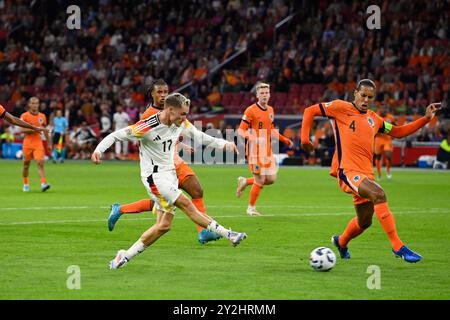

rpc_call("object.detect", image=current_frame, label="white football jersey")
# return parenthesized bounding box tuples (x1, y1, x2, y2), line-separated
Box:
(95, 113, 229, 178)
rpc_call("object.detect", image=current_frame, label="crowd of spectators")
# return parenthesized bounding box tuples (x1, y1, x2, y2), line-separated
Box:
(0, 0, 449, 160)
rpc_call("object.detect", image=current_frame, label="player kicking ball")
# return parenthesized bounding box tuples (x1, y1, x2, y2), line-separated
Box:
(301, 79, 441, 263)
(92, 93, 247, 269)
(108, 79, 222, 245)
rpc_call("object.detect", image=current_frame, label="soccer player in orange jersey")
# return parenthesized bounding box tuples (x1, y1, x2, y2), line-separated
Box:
(301, 79, 441, 263)
(236, 82, 293, 216)
(20, 97, 52, 192)
(374, 106, 396, 180)
(107, 79, 221, 244)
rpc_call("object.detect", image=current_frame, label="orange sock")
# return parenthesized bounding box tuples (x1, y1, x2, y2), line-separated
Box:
(40, 177, 46, 184)
(120, 199, 153, 214)
(245, 177, 254, 186)
(192, 198, 206, 232)
(375, 159, 381, 177)
(249, 183, 263, 206)
(339, 217, 365, 248)
(23, 177, 29, 185)
(374, 202, 404, 251)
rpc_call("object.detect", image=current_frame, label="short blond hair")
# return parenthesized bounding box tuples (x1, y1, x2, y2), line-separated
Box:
(164, 93, 191, 109)
(255, 82, 270, 93)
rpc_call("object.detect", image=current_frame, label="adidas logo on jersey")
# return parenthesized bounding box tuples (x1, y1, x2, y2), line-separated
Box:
(153, 135, 162, 141)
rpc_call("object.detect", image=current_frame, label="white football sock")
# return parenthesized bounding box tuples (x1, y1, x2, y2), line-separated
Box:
(125, 239, 147, 260)
(207, 220, 232, 239)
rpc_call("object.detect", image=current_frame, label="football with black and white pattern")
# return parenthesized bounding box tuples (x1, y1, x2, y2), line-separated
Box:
(309, 247, 336, 271)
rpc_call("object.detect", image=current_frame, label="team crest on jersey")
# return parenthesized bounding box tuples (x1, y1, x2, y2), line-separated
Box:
(367, 117, 375, 128)
(39, 118, 44, 124)
(269, 113, 274, 121)
(353, 175, 360, 182)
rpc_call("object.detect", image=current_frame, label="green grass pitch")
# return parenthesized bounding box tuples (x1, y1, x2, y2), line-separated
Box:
(0, 160, 449, 300)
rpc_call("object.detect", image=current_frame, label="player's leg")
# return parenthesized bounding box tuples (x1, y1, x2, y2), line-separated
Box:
(36, 159, 50, 192)
(22, 150, 31, 192)
(385, 150, 393, 179)
(374, 139, 383, 180)
(247, 158, 277, 215)
(179, 166, 204, 233)
(180, 173, 221, 244)
(110, 210, 174, 269)
(35, 148, 50, 192)
(263, 173, 277, 185)
(174, 193, 246, 246)
(52, 133, 59, 163)
(52, 133, 58, 163)
(247, 171, 265, 216)
(358, 178, 421, 262)
(236, 176, 254, 197)
(375, 153, 382, 180)
(333, 201, 374, 259)
(141, 210, 174, 246)
(107, 199, 154, 231)
(120, 199, 153, 213)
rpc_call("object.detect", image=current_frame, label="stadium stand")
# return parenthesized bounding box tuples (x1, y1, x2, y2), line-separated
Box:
(0, 0, 448, 160)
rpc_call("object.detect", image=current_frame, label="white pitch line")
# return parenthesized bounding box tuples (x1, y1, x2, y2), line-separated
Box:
(1, 205, 448, 211)
(0, 210, 444, 226)
(0, 206, 109, 211)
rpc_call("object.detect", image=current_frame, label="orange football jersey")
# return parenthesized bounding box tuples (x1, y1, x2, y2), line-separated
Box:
(20, 111, 47, 149)
(241, 103, 276, 157)
(318, 100, 385, 177)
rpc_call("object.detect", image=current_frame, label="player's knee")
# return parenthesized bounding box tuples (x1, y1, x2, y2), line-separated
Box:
(255, 177, 265, 185)
(156, 221, 171, 234)
(371, 189, 386, 203)
(189, 186, 203, 199)
(358, 219, 372, 229)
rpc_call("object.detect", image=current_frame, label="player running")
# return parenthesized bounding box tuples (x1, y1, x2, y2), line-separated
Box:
(19, 97, 52, 192)
(236, 82, 293, 216)
(301, 79, 441, 263)
(374, 106, 396, 180)
(92, 93, 247, 269)
(107, 79, 222, 244)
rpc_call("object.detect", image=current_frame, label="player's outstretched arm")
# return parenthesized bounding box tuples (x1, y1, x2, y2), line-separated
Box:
(300, 104, 323, 152)
(387, 102, 441, 138)
(4, 112, 46, 132)
(182, 120, 237, 152)
(92, 126, 136, 164)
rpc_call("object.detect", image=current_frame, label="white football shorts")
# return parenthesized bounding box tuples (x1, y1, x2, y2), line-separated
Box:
(141, 169, 182, 214)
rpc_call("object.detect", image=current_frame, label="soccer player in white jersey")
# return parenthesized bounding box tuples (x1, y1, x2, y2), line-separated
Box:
(92, 93, 247, 269)
(112, 105, 130, 159)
